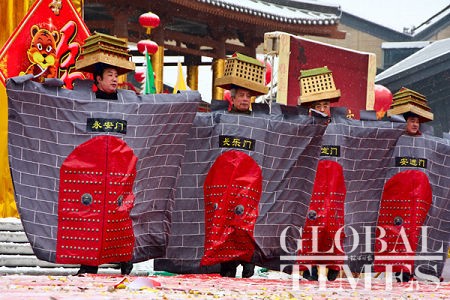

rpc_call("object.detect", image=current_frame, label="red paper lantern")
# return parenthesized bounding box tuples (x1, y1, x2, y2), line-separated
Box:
(374, 84, 393, 119)
(137, 40, 159, 54)
(134, 71, 145, 83)
(374, 84, 393, 111)
(139, 12, 160, 34)
(224, 90, 232, 110)
(257, 57, 272, 85)
(264, 60, 272, 85)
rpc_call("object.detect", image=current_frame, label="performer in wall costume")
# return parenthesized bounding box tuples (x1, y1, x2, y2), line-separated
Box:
(7, 70, 202, 265)
(296, 66, 345, 281)
(6, 29, 450, 279)
(154, 102, 329, 274)
(373, 88, 450, 281)
(155, 54, 329, 273)
(201, 54, 269, 278)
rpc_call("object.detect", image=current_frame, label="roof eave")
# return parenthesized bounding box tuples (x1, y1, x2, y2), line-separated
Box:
(376, 52, 450, 88)
(175, 0, 346, 39)
(267, 0, 342, 15)
(411, 13, 450, 40)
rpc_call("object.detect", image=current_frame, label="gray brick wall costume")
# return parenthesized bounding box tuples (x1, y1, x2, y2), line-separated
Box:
(298, 108, 405, 274)
(7, 78, 450, 277)
(325, 111, 407, 272)
(7, 76, 201, 264)
(373, 133, 450, 278)
(155, 102, 327, 273)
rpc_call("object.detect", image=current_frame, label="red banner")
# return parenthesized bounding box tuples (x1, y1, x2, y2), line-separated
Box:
(0, 0, 90, 88)
(265, 32, 376, 119)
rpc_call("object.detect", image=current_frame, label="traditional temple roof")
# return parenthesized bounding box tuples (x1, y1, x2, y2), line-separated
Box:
(84, 0, 346, 59)
(387, 87, 433, 123)
(298, 66, 341, 104)
(75, 32, 135, 75)
(187, 0, 342, 26)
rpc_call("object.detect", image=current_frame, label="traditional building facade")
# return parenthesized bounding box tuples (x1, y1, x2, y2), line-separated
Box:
(83, 0, 347, 97)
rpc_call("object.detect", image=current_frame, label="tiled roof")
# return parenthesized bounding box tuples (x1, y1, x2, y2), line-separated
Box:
(381, 41, 431, 49)
(196, 0, 342, 26)
(410, 5, 450, 36)
(376, 38, 450, 82)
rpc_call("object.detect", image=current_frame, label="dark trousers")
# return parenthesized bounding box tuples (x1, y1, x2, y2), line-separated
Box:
(76, 262, 133, 275)
(220, 261, 255, 278)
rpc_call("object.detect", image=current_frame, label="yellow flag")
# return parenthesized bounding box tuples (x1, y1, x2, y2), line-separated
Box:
(0, 85, 18, 218)
(0, 0, 27, 218)
(172, 61, 188, 94)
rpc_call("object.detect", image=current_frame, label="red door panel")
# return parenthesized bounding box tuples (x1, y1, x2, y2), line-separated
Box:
(201, 150, 262, 266)
(56, 136, 137, 265)
(298, 160, 346, 270)
(374, 170, 432, 272)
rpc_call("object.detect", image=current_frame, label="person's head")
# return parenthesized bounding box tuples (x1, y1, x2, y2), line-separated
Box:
(94, 64, 118, 94)
(230, 86, 252, 112)
(311, 100, 331, 116)
(404, 112, 421, 135)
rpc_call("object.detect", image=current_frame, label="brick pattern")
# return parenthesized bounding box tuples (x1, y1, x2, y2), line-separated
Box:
(306, 116, 406, 272)
(7, 78, 201, 263)
(8, 78, 450, 277)
(341, 130, 450, 277)
(155, 107, 327, 273)
(156, 113, 411, 273)
(385, 135, 450, 277)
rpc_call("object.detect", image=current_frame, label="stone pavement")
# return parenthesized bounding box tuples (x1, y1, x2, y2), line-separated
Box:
(1, 271, 449, 300)
(2, 217, 449, 299)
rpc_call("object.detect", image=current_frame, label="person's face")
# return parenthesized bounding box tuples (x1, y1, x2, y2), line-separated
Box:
(405, 116, 420, 135)
(96, 68, 118, 94)
(232, 88, 252, 111)
(312, 100, 331, 116)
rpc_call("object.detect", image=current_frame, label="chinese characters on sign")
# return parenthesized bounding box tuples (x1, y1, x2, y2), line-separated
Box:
(320, 145, 340, 157)
(395, 157, 427, 169)
(87, 118, 127, 134)
(219, 135, 256, 151)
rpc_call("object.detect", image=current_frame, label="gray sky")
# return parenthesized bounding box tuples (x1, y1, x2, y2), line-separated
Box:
(330, 0, 449, 32)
